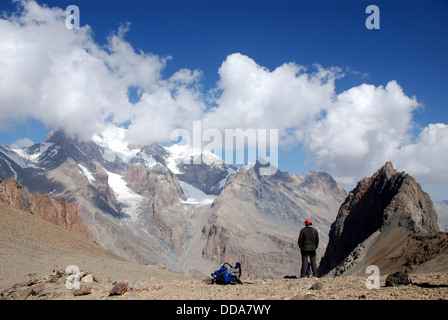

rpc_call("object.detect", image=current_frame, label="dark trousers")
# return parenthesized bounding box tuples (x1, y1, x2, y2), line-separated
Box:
(300, 250, 318, 277)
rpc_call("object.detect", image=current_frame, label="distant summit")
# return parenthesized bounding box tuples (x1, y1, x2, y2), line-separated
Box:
(318, 162, 447, 277)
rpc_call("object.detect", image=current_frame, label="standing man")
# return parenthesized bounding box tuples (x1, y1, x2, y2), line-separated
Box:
(298, 219, 319, 278)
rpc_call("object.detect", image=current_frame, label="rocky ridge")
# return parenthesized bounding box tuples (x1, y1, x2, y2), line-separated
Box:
(318, 162, 447, 277)
(0, 176, 92, 240)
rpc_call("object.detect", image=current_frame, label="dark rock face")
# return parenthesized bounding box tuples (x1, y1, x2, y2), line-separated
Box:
(385, 271, 412, 287)
(177, 162, 229, 195)
(318, 162, 440, 276)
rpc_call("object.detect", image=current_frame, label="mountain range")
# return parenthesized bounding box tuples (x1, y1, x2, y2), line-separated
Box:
(2, 128, 447, 279)
(0, 129, 347, 278)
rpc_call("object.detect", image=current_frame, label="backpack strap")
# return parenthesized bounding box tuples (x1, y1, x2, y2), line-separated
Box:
(235, 262, 241, 278)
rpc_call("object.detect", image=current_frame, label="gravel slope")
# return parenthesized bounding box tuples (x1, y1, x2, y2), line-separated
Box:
(0, 202, 187, 293)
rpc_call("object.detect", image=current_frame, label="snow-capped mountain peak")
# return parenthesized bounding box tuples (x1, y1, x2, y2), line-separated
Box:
(164, 143, 225, 174)
(12, 142, 58, 164)
(92, 127, 140, 163)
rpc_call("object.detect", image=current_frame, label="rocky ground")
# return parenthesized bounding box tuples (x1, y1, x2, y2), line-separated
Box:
(1, 193, 448, 301)
(2, 268, 448, 300)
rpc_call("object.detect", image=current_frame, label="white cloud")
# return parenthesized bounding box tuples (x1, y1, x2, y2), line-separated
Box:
(0, 0, 203, 143)
(0, 1, 447, 191)
(300, 81, 420, 184)
(202, 54, 447, 188)
(394, 123, 448, 185)
(202, 53, 339, 147)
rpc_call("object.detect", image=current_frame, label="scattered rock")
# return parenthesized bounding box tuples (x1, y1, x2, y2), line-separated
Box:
(303, 293, 316, 300)
(55, 269, 68, 277)
(2, 287, 32, 300)
(385, 271, 412, 287)
(25, 273, 39, 286)
(47, 269, 66, 283)
(110, 282, 128, 296)
(1, 268, 447, 300)
(14, 288, 33, 300)
(72, 286, 92, 296)
(81, 274, 94, 284)
(48, 275, 60, 283)
(310, 282, 323, 290)
(31, 283, 47, 296)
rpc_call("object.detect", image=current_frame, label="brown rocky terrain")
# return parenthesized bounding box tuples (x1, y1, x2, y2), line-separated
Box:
(319, 162, 448, 277)
(0, 198, 188, 294)
(3, 259, 448, 300)
(1, 179, 447, 301)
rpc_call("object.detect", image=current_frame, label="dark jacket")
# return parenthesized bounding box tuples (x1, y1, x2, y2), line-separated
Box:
(298, 226, 319, 251)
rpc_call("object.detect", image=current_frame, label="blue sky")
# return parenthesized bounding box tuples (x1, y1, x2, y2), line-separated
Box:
(1, 0, 448, 199)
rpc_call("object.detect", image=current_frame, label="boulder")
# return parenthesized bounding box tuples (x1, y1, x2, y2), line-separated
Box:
(310, 282, 323, 290)
(110, 282, 128, 296)
(72, 286, 92, 296)
(385, 271, 412, 287)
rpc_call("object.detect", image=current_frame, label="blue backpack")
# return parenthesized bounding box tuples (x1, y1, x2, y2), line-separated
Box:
(211, 262, 242, 285)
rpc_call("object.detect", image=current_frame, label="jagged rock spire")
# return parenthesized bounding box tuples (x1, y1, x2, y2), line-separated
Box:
(318, 161, 439, 276)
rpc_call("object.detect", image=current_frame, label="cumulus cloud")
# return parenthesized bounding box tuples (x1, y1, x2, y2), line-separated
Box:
(203, 53, 447, 188)
(0, 0, 203, 142)
(202, 53, 340, 147)
(0, 1, 447, 189)
(299, 81, 420, 184)
(394, 123, 448, 185)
